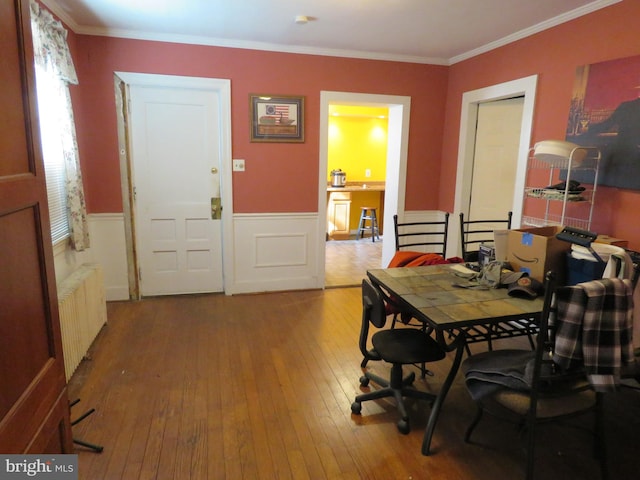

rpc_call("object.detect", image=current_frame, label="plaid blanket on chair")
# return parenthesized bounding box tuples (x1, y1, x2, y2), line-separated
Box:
(552, 278, 634, 392)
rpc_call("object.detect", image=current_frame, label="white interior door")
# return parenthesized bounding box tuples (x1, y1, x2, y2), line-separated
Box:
(129, 84, 224, 295)
(469, 97, 524, 220)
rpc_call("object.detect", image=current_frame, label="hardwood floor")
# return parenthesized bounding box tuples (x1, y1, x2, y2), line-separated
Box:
(325, 238, 384, 287)
(68, 288, 640, 479)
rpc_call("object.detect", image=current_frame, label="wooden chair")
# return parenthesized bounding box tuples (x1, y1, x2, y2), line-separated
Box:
(351, 279, 447, 434)
(459, 211, 512, 262)
(394, 212, 449, 257)
(461, 272, 634, 480)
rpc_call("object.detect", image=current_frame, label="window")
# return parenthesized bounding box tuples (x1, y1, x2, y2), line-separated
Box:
(30, 0, 89, 251)
(34, 63, 70, 244)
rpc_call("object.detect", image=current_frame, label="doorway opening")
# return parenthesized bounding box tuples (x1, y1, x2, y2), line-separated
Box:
(319, 92, 411, 287)
(449, 75, 538, 258)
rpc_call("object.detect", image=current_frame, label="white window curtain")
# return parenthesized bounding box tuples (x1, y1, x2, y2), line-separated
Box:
(30, 1, 90, 251)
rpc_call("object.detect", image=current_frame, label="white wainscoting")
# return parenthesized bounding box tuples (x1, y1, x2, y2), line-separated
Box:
(80, 210, 449, 297)
(81, 212, 321, 298)
(88, 214, 129, 300)
(231, 213, 321, 294)
(54, 214, 129, 301)
(399, 210, 449, 223)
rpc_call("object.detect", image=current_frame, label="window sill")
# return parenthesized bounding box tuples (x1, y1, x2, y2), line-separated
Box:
(52, 237, 69, 257)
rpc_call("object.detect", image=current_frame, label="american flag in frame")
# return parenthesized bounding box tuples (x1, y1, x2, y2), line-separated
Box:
(250, 94, 305, 142)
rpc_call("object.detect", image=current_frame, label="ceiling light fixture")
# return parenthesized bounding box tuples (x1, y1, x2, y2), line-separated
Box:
(295, 15, 309, 24)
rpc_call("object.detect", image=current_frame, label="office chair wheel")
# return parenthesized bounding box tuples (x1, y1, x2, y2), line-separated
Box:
(351, 401, 362, 415)
(397, 419, 410, 435)
(359, 376, 370, 387)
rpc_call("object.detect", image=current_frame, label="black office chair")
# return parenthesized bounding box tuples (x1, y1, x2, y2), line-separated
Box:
(394, 212, 449, 257)
(351, 279, 447, 434)
(459, 211, 512, 262)
(461, 271, 631, 480)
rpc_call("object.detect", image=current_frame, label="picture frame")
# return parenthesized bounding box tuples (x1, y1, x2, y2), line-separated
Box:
(565, 54, 640, 190)
(249, 94, 305, 143)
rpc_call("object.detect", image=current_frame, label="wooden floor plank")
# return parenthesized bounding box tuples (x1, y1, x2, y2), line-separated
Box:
(68, 288, 640, 479)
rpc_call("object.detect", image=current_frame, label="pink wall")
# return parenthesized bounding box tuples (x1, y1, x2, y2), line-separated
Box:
(69, 1, 640, 248)
(440, 0, 640, 249)
(71, 37, 448, 214)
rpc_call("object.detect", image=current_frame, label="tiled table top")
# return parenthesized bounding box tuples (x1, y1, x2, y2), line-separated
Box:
(367, 264, 544, 330)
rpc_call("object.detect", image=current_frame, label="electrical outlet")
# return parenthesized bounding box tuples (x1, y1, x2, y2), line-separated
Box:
(365, 169, 371, 178)
(233, 159, 245, 172)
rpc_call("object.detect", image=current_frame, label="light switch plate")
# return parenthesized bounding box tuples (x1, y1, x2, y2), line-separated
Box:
(233, 159, 245, 172)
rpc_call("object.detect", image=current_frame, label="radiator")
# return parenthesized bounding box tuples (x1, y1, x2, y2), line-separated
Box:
(57, 263, 108, 380)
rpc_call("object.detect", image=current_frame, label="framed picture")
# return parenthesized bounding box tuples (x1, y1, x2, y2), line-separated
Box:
(250, 94, 304, 142)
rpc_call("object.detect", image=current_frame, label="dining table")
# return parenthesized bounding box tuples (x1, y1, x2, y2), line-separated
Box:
(366, 263, 545, 455)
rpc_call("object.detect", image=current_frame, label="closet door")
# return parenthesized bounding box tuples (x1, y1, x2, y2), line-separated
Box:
(0, 0, 73, 453)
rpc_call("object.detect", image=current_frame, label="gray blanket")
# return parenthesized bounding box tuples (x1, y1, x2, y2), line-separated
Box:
(462, 349, 535, 401)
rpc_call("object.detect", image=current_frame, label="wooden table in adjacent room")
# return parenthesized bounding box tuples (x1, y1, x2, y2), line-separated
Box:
(366, 263, 544, 455)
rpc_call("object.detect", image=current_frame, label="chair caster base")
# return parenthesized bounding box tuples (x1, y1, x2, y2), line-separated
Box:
(405, 371, 416, 385)
(351, 402, 362, 414)
(397, 418, 410, 434)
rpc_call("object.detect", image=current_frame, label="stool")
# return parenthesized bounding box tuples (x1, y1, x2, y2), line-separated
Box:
(357, 207, 380, 241)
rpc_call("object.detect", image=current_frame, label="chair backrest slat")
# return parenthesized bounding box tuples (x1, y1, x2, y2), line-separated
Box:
(459, 211, 512, 262)
(394, 213, 449, 257)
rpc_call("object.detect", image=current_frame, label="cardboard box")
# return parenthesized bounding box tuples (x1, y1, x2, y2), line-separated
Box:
(507, 226, 571, 283)
(595, 235, 629, 248)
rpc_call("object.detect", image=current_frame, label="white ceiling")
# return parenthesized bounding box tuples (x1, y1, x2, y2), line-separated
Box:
(42, 0, 619, 65)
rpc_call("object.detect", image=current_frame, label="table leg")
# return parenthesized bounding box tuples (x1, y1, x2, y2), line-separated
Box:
(421, 332, 466, 455)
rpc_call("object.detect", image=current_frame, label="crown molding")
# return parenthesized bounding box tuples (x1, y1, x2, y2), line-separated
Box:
(41, 0, 622, 67)
(449, 0, 622, 64)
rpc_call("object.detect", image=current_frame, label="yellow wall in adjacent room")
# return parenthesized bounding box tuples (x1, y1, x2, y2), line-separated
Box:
(327, 105, 388, 234)
(327, 106, 388, 183)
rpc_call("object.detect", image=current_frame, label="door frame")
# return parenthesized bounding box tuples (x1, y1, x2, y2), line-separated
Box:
(318, 91, 411, 278)
(114, 72, 234, 297)
(449, 75, 538, 257)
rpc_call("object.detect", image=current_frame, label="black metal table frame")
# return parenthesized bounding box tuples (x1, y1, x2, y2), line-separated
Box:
(366, 268, 543, 456)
